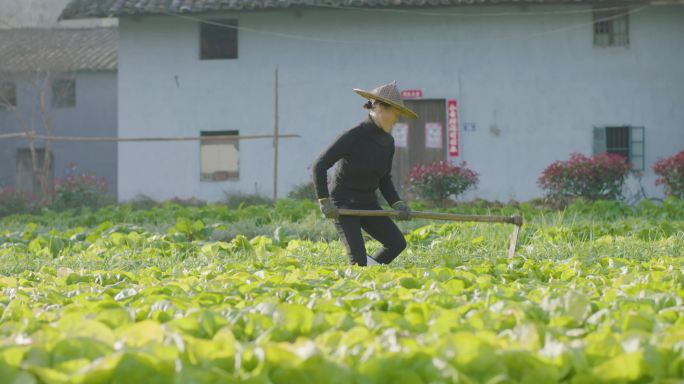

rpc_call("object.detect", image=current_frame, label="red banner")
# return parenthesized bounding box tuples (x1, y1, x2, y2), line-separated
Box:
(448, 99, 459, 157)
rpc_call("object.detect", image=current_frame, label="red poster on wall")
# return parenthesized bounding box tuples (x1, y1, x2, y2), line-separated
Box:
(401, 89, 423, 99)
(447, 99, 459, 157)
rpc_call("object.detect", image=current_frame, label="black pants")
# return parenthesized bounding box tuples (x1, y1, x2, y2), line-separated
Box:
(334, 215, 407, 266)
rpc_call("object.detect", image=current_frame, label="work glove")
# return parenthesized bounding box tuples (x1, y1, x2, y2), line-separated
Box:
(392, 200, 411, 221)
(318, 198, 339, 219)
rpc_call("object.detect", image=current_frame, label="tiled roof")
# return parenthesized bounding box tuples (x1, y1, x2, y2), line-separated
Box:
(0, 27, 117, 72)
(60, 0, 647, 19)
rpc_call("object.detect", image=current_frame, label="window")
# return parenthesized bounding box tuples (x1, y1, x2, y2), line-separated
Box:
(200, 20, 238, 60)
(0, 82, 16, 110)
(593, 7, 629, 47)
(593, 126, 644, 171)
(52, 79, 76, 108)
(200, 130, 239, 181)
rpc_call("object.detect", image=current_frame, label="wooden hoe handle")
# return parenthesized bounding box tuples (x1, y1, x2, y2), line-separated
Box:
(336, 209, 523, 258)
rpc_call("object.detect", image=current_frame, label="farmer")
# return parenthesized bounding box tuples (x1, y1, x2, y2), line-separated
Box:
(312, 81, 419, 266)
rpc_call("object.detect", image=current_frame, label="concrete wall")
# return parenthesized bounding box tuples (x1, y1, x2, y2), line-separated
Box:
(117, 5, 684, 202)
(0, 71, 118, 195)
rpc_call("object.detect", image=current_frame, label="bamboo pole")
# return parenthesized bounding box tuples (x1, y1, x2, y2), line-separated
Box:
(0, 132, 299, 142)
(0, 133, 26, 139)
(273, 65, 280, 201)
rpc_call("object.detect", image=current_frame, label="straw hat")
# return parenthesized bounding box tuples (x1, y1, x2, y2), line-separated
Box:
(353, 81, 418, 120)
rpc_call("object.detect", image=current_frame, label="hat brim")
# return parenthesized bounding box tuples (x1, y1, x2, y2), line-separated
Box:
(353, 88, 419, 120)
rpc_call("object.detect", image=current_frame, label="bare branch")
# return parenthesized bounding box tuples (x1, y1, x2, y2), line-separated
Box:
(0, 30, 78, 198)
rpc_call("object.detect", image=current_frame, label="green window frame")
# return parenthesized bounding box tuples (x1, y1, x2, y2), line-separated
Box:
(593, 6, 629, 47)
(593, 126, 644, 171)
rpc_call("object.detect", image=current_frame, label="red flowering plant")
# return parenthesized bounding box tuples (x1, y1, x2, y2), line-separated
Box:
(652, 150, 684, 199)
(407, 161, 479, 206)
(52, 163, 111, 210)
(0, 187, 41, 217)
(537, 152, 631, 207)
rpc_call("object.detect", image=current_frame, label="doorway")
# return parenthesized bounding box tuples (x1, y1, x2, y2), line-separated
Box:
(16, 148, 53, 196)
(390, 99, 447, 192)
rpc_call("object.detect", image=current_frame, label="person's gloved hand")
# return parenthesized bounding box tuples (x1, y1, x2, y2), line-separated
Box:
(392, 200, 411, 221)
(318, 198, 339, 219)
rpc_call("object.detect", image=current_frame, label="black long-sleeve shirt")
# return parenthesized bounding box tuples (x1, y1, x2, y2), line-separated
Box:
(312, 116, 401, 208)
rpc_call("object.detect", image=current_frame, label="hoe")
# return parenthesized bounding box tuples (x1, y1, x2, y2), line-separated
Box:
(337, 209, 524, 258)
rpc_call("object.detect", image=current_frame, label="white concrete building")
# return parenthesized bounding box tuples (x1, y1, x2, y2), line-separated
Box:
(0, 28, 118, 197)
(61, 0, 684, 202)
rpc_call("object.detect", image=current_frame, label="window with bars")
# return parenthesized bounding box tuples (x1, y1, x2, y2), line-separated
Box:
(0, 82, 17, 110)
(52, 79, 76, 108)
(593, 126, 644, 171)
(593, 7, 629, 47)
(200, 130, 239, 181)
(200, 20, 238, 60)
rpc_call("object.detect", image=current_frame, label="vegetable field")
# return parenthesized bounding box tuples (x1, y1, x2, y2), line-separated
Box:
(1, 199, 683, 383)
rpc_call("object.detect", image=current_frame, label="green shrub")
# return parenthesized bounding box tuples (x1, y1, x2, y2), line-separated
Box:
(287, 182, 316, 201)
(126, 194, 160, 210)
(168, 197, 207, 207)
(223, 192, 273, 209)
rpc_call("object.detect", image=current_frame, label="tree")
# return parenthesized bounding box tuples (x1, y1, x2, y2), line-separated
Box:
(0, 28, 77, 199)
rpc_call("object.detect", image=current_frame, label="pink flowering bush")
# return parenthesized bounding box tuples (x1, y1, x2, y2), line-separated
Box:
(407, 161, 479, 206)
(52, 163, 111, 210)
(652, 150, 684, 199)
(0, 164, 113, 215)
(0, 187, 40, 217)
(538, 153, 630, 206)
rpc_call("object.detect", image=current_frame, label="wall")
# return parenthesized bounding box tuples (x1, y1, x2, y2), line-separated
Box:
(117, 5, 684, 202)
